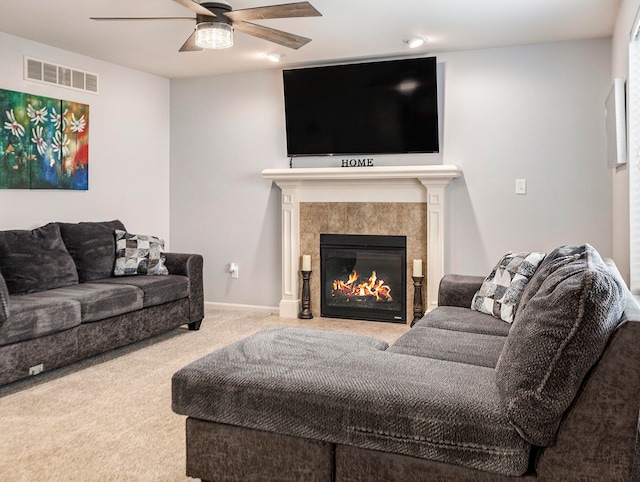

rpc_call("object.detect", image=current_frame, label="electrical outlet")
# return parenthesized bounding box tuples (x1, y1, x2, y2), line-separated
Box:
(29, 363, 43, 376)
(515, 179, 527, 195)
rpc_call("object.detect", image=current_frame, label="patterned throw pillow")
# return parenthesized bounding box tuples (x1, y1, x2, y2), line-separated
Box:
(114, 230, 169, 276)
(471, 251, 546, 323)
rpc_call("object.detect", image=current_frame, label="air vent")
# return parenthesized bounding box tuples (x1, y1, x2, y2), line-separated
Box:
(24, 56, 99, 94)
(26, 58, 42, 81)
(85, 74, 98, 93)
(42, 62, 57, 84)
(58, 66, 72, 87)
(72, 70, 84, 90)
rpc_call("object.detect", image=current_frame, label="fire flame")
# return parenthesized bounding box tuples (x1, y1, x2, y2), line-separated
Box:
(331, 270, 393, 302)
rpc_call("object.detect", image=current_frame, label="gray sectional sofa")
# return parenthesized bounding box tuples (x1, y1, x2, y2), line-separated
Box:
(172, 244, 640, 481)
(0, 220, 203, 386)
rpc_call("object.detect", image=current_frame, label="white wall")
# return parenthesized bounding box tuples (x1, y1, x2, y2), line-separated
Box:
(170, 71, 284, 307)
(612, 0, 640, 285)
(444, 39, 612, 274)
(0, 32, 172, 245)
(171, 38, 613, 307)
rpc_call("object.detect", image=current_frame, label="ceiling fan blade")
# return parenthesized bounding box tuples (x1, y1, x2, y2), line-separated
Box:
(179, 30, 202, 52)
(224, 1, 321, 22)
(233, 21, 311, 49)
(90, 17, 194, 21)
(171, 0, 216, 17)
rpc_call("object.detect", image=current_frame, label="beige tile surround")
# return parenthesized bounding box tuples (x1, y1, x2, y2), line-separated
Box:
(300, 202, 427, 323)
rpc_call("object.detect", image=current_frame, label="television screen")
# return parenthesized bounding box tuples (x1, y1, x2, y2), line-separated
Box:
(283, 57, 439, 157)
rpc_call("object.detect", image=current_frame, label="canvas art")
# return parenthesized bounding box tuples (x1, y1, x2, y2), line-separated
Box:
(0, 88, 88, 190)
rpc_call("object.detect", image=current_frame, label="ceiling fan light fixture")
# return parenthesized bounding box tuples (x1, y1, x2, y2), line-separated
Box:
(404, 37, 426, 49)
(195, 22, 233, 49)
(266, 52, 284, 62)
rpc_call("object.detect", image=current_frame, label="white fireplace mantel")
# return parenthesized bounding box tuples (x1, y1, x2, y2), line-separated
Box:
(262, 165, 462, 319)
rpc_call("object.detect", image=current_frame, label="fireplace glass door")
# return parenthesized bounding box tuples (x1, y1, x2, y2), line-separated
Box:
(320, 234, 406, 323)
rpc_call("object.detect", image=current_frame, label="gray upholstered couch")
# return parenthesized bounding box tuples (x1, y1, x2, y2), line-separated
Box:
(172, 245, 640, 481)
(0, 220, 203, 387)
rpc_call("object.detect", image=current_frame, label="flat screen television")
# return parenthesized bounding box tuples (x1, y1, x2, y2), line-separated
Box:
(283, 57, 439, 157)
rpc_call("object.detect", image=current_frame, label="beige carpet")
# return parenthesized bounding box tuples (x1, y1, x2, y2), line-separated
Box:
(0, 307, 409, 481)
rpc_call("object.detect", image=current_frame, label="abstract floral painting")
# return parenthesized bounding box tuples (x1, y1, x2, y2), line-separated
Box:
(0, 88, 89, 190)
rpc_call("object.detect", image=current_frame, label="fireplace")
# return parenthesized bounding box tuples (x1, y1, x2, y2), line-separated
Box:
(261, 165, 462, 319)
(320, 234, 406, 323)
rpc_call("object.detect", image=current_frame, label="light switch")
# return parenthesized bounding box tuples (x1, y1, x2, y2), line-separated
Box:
(515, 179, 527, 195)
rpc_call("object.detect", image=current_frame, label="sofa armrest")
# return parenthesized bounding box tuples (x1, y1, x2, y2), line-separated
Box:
(165, 253, 204, 329)
(535, 297, 640, 479)
(0, 271, 9, 325)
(437, 274, 484, 308)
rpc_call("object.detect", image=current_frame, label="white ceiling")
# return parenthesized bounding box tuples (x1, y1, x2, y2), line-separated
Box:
(0, 0, 621, 79)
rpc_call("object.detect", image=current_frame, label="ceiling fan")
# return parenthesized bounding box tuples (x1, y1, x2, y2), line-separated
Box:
(90, 0, 321, 51)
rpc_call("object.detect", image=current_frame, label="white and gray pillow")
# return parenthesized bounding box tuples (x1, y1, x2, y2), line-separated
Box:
(114, 230, 169, 276)
(471, 251, 546, 323)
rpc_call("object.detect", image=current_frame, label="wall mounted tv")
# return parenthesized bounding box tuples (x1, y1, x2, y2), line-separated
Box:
(283, 56, 439, 157)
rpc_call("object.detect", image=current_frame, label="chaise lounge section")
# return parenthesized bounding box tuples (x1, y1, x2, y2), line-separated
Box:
(0, 220, 204, 387)
(172, 244, 640, 480)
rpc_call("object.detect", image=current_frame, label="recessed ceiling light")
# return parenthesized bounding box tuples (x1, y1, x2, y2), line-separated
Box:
(266, 52, 284, 62)
(404, 37, 426, 49)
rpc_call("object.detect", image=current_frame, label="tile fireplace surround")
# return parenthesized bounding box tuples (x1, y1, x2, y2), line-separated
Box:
(262, 165, 462, 320)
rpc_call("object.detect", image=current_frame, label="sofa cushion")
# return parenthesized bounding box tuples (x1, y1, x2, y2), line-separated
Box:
(93, 275, 188, 308)
(56, 220, 125, 282)
(471, 251, 545, 323)
(30, 283, 144, 323)
(173, 327, 531, 476)
(0, 274, 9, 327)
(517, 244, 589, 314)
(0, 294, 81, 346)
(495, 244, 625, 446)
(0, 224, 79, 294)
(388, 326, 507, 368)
(114, 230, 169, 276)
(414, 306, 511, 337)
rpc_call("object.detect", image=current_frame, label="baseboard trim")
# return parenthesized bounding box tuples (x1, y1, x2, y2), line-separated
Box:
(204, 302, 279, 315)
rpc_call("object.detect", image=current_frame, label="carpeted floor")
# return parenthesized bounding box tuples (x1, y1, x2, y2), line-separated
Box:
(2, 308, 639, 481)
(0, 307, 408, 481)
